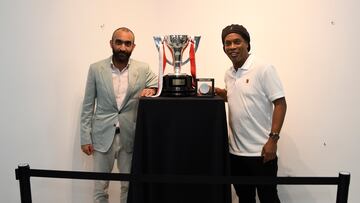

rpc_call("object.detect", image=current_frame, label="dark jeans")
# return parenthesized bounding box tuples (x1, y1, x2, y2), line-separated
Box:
(230, 154, 281, 203)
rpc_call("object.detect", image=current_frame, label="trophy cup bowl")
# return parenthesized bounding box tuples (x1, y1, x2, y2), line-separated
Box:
(164, 35, 189, 75)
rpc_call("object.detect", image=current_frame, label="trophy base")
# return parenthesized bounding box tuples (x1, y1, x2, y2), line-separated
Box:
(161, 75, 195, 97)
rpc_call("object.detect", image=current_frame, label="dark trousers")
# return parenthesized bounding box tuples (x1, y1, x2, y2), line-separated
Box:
(230, 154, 281, 203)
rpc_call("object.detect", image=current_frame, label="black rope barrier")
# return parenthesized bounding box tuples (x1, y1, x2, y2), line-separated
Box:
(15, 164, 350, 203)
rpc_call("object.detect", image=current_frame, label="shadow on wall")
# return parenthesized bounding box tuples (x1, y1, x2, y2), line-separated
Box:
(71, 100, 94, 203)
(277, 133, 329, 203)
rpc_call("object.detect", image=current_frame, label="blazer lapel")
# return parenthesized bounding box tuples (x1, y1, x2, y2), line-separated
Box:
(100, 58, 118, 110)
(123, 59, 139, 105)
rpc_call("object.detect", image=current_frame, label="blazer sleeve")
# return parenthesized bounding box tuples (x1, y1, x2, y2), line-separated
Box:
(144, 64, 158, 88)
(80, 65, 96, 146)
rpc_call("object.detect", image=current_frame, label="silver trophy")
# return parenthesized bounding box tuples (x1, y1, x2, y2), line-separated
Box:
(154, 35, 200, 96)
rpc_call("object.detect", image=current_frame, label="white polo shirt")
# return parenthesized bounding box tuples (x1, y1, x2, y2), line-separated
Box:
(225, 54, 285, 156)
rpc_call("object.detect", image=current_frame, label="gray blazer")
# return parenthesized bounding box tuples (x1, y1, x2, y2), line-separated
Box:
(80, 57, 158, 153)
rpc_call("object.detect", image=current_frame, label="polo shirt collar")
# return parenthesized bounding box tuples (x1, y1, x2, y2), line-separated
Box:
(231, 54, 254, 72)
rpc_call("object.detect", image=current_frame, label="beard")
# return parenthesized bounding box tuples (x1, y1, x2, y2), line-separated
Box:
(112, 49, 132, 63)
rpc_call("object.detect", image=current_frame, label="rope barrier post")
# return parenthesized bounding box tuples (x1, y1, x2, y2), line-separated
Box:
(336, 172, 350, 203)
(15, 163, 32, 203)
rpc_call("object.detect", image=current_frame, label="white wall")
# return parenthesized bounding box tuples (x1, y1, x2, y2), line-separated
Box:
(1, 0, 359, 202)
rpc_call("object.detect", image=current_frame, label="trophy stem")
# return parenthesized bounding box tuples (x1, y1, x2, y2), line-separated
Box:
(174, 61, 182, 75)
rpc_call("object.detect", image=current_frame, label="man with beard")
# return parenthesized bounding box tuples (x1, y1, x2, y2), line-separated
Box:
(215, 24, 287, 203)
(80, 27, 158, 203)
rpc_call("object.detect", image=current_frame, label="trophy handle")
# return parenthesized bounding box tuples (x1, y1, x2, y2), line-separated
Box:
(153, 36, 162, 52)
(182, 36, 200, 65)
(153, 36, 175, 66)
